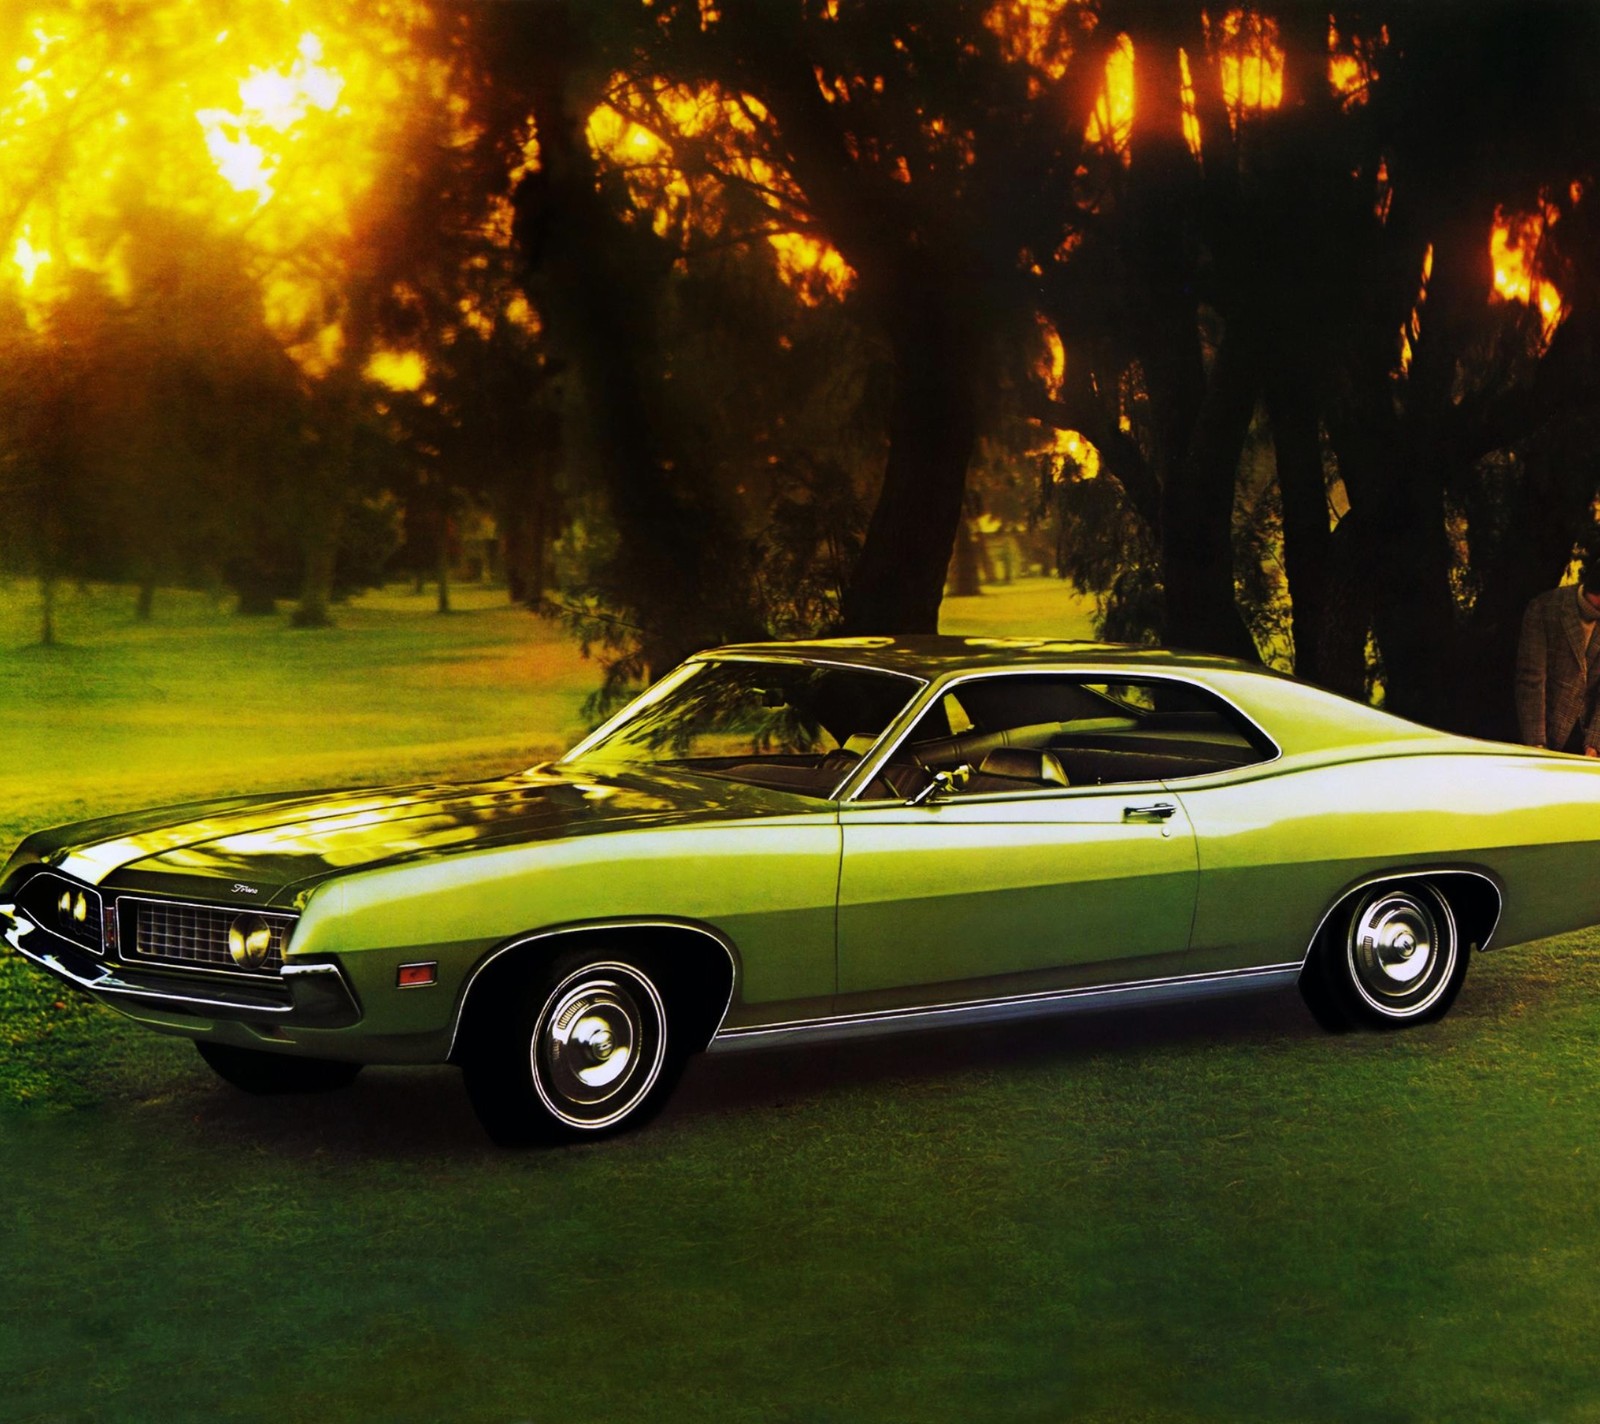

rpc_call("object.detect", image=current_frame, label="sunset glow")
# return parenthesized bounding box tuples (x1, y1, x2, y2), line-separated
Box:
(1490, 206, 1565, 343)
(197, 31, 346, 205)
(11, 232, 51, 288)
(1031, 317, 1098, 478)
(1328, 20, 1385, 106)
(985, 0, 1071, 82)
(1397, 243, 1433, 376)
(1217, 10, 1284, 122)
(1085, 34, 1135, 156)
(768, 232, 856, 304)
(1050, 427, 1101, 480)
(1037, 317, 1066, 400)
(1178, 48, 1201, 159)
(0, 0, 461, 406)
(588, 79, 856, 303)
(365, 348, 428, 392)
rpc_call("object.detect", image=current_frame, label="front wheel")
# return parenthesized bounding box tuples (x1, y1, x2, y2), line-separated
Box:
(461, 954, 682, 1147)
(1300, 881, 1469, 1031)
(196, 1041, 362, 1094)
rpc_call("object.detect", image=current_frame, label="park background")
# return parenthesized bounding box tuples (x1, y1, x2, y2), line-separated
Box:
(5, 2, 1600, 1419)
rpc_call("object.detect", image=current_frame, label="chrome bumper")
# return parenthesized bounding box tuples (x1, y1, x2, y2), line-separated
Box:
(2, 902, 360, 1028)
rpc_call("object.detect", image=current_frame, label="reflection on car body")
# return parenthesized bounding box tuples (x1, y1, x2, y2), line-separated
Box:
(6, 636, 1599, 1145)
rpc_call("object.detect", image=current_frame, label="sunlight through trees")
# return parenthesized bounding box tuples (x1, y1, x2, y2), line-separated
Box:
(0, 0, 1596, 739)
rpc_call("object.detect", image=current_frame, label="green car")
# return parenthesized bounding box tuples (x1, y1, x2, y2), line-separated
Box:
(5, 637, 1598, 1145)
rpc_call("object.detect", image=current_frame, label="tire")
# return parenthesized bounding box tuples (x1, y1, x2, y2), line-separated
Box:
(1300, 880, 1470, 1031)
(196, 1040, 363, 1094)
(461, 952, 684, 1147)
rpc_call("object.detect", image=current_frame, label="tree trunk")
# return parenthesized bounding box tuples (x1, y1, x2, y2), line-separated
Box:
(1266, 379, 1332, 681)
(502, 486, 552, 608)
(293, 465, 343, 629)
(839, 301, 978, 634)
(1125, 32, 1207, 479)
(1161, 331, 1263, 661)
(292, 526, 338, 629)
(234, 567, 278, 617)
(948, 515, 981, 599)
(512, 0, 749, 669)
(38, 570, 55, 647)
(1363, 218, 1488, 728)
(436, 515, 452, 615)
(293, 376, 357, 629)
(135, 577, 155, 622)
(1313, 509, 1378, 699)
(713, 7, 990, 640)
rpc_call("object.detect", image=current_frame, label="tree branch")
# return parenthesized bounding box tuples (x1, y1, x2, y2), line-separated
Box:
(1022, 383, 1162, 535)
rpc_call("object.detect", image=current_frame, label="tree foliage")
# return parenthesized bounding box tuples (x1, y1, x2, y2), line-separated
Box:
(3, 0, 1599, 743)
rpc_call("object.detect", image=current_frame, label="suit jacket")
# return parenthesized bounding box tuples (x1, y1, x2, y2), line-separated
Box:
(1515, 586, 1600, 750)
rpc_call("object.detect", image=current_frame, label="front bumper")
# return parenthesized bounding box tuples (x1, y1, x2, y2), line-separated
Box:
(2, 903, 361, 1029)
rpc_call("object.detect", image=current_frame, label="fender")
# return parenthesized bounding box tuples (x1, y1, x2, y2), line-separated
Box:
(445, 915, 741, 1059)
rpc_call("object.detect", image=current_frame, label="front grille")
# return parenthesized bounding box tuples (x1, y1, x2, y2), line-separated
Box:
(124, 899, 295, 976)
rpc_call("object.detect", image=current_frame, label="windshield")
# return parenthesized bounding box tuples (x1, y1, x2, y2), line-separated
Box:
(561, 658, 924, 798)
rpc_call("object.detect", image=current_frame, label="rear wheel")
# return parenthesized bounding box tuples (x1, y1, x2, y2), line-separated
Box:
(196, 1041, 362, 1094)
(461, 952, 683, 1147)
(1300, 880, 1469, 1031)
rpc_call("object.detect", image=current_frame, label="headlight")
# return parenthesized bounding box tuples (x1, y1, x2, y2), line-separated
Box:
(227, 914, 275, 969)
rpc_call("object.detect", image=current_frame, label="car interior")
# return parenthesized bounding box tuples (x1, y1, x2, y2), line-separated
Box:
(701, 673, 1274, 801)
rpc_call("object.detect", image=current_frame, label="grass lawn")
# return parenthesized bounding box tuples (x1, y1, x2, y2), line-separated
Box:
(4, 575, 1600, 1421)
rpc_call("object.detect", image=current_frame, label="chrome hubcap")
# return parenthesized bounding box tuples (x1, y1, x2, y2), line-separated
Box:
(531, 963, 668, 1130)
(544, 980, 640, 1104)
(1348, 887, 1454, 1014)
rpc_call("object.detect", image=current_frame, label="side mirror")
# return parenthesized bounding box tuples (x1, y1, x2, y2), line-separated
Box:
(905, 765, 969, 806)
(906, 770, 954, 806)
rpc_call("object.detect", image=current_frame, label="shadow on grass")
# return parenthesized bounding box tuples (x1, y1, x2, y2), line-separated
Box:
(150, 985, 1320, 1161)
(44, 940, 1555, 1162)
(669, 984, 1320, 1119)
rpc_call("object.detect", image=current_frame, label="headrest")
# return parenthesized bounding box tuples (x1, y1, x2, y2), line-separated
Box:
(978, 747, 1070, 787)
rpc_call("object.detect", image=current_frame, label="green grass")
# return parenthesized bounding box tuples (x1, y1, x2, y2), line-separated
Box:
(4, 575, 1600, 1421)
(0, 580, 598, 855)
(939, 575, 1100, 638)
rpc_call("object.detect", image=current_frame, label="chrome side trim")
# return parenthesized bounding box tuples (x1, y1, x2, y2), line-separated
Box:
(279, 963, 347, 984)
(838, 665, 1283, 803)
(707, 962, 1301, 1053)
(446, 917, 741, 1060)
(1297, 866, 1504, 970)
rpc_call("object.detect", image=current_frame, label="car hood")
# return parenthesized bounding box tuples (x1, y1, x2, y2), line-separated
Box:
(13, 765, 818, 909)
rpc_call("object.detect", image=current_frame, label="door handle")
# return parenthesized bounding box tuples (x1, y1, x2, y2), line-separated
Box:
(1123, 801, 1177, 824)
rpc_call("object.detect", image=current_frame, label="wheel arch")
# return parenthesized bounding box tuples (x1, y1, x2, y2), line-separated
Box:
(1299, 866, 1503, 972)
(446, 918, 740, 1063)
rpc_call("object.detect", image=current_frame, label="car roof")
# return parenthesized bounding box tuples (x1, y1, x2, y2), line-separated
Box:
(698, 635, 1266, 678)
(696, 635, 1471, 756)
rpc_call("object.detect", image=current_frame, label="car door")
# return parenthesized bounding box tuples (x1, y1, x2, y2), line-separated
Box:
(836, 785, 1199, 1009)
(834, 670, 1207, 1011)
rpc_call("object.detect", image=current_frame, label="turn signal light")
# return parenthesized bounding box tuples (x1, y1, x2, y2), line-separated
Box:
(397, 962, 437, 988)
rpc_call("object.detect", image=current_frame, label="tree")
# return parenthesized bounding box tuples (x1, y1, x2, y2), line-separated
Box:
(1017, 1, 1600, 737)
(0, 0, 498, 625)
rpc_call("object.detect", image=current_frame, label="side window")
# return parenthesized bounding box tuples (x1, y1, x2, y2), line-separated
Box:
(868, 673, 1270, 796)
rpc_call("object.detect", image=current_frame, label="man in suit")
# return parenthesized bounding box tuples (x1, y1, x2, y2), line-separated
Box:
(1516, 547, 1600, 755)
